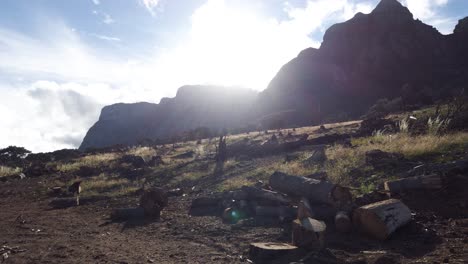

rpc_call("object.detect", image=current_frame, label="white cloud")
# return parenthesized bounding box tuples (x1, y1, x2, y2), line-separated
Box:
(91, 33, 121, 42)
(92, 0, 100, 5)
(92, 10, 115, 25)
(139, 0, 161, 16)
(102, 13, 115, 24)
(403, 0, 448, 20)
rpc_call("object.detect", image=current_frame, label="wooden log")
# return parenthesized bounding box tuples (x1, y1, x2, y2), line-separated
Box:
(353, 199, 412, 240)
(298, 198, 337, 221)
(249, 242, 300, 264)
(334, 211, 352, 233)
(111, 207, 145, 220)
(297, 198, 313, 220)
(269, 172, 352, 206)
(241, 186, 289, 204)
(292, 218, 326, 249)
(384, 174, 442, 194)
(255, 206, 296, 220)
(189, 197, 222, 216)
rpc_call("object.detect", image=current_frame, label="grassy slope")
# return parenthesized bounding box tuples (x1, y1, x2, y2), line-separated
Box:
(4, 107, 467, 198)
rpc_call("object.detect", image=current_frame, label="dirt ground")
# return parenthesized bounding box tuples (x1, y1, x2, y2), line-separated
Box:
(1, 176, 467, 264)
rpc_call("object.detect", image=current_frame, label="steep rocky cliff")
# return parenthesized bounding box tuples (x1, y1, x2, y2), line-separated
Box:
(80, 0, 468, 149)
(79, 86, 256, 150)
(257, 0, 468, 124)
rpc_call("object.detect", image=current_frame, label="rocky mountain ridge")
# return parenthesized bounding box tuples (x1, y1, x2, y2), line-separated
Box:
(80, 0, 468, 150)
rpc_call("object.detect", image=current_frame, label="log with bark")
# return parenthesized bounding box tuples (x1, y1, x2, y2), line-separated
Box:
(189, 197, 222, 216)
(255, 206, 296, 220)
(384, 174, 442, 194)
(249, 242, 300, 264)
(297, 198, 337, 221)
(269, 172, 352, 207)
(353, 199, 412, 240)
(334, 211, 352, 233)
(241, 186, 290, 204)
(292, 217, 326, 249)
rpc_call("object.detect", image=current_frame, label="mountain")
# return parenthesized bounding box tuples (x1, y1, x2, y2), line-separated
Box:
(80, 0, 468, 150)
(79, 86, 257, 150)
(257, 0, 468, 124)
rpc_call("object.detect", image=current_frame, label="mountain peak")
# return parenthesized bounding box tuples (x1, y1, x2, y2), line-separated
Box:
(372, 0, 413, 20)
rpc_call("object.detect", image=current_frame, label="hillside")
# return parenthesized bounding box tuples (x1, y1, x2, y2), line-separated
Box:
(80, 0, 468, 150)
(1, 101, 468, 262)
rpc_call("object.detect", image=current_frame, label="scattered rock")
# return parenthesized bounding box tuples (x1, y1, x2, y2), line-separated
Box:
(139, 188, 168, 218)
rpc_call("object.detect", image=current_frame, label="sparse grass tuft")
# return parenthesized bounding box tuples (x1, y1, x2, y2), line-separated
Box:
(0, 166, 21, 177)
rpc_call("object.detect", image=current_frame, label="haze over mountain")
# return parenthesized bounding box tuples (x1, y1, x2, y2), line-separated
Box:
(80, 0, 468, 150)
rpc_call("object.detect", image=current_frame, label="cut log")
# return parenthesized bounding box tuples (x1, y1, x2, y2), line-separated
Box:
(297, 198, 313, 220)
(298, 198, 337, 221)
(334, 211, 352, 233)
(292, 217, 326, 250)
(241, 186, 289, 204)
(255, 206, 296, 220)
(269, 172, 352, 206)
(353, 199, 412, 240)
(249, 242, 300, 264)
(222, 207, 250, 224)
(111, 207, 145, 220)
(189, 197, 222, 216)
(384, 174, 442, 194)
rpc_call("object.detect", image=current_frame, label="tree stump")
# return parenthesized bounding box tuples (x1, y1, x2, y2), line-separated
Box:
(353, 199, 412, 240)
(249, 242, 299, 264)
(292, 217, 326, 249)
(139, 188, 168, 218)
(384, 174, 442, 194)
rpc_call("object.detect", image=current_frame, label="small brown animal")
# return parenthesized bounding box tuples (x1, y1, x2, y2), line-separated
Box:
(68, 181, 82, 206)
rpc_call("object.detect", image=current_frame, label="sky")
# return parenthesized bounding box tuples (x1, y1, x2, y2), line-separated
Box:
(0, 0, 467, 152)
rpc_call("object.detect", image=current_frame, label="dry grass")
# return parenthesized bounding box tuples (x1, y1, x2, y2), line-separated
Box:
(65, 173, 140, 198)
(0, 166, 21, 177)
(126, 147, 157, 160)
(326, 132, 468, 185)
(351, 132, 468, 158)
(56, 153, 120, 173)
(215, 154, 322, 191)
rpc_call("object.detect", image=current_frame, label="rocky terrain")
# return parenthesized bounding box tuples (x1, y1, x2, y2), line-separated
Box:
(1, 102, 468, 263)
